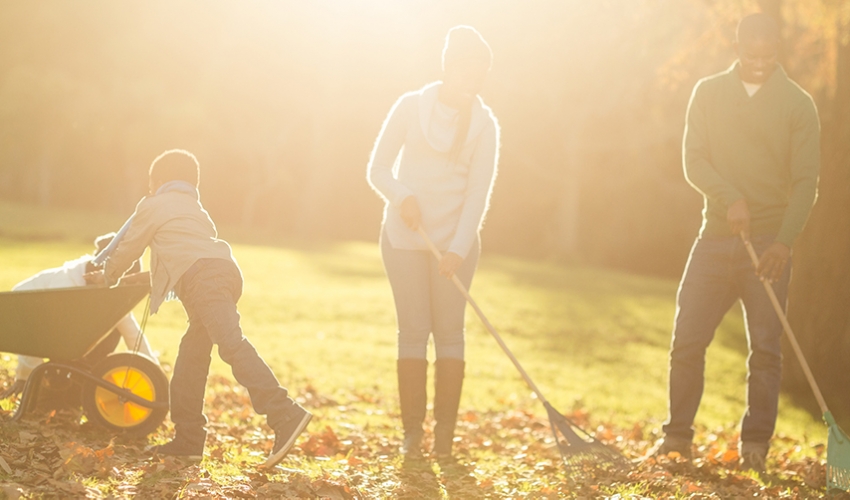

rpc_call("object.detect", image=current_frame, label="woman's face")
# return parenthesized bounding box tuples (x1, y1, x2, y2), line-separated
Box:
(442, 59, 490, 102)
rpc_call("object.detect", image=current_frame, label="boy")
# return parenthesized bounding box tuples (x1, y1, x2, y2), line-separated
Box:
(92, 149, 311, 468)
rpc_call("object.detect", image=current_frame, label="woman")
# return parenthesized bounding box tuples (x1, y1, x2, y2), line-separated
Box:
(367, 25, 500, 458)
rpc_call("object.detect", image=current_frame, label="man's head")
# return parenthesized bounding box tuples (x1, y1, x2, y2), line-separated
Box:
(148, 149, 200, 194)
(735, 13, 780, 84)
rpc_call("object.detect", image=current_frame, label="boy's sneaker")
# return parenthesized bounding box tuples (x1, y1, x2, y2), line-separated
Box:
(643, 436, 692, 461)
(260, 408, 313, 469)
(150, 437, 204, 461)
(740, 442, 768, 473)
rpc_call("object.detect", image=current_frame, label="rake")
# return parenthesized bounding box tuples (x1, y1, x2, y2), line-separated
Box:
(416, 228, 629, 471)
(741, 235, 850, 491)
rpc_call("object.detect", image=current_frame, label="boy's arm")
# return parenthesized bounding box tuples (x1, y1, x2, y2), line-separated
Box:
(103, 198, 158, 286)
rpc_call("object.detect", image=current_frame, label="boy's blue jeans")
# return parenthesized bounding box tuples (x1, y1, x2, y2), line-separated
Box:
(663, 235, 790, 445)
(171, 258, 300, 445)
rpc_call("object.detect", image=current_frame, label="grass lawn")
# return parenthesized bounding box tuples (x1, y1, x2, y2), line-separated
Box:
(0, 201, 833, 498)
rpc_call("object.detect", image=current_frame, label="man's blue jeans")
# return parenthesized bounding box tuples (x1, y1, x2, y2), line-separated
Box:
(171, 258, 301, 445)
(663, 235, 790, 445)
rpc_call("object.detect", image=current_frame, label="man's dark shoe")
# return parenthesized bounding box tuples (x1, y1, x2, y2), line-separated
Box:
(151, 437, 204, 461)
(740, 442, 768, 473)
(643, 436, 692, 461)
(261, 407, 312, 469)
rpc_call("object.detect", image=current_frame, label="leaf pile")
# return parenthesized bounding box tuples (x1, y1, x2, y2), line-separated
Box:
(0, 371, 844, 499)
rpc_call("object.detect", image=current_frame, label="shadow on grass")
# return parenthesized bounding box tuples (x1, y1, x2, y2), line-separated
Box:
(483, 256, 676, 300)
(436, 456, 491, 499)
(398, 456, 441, 499)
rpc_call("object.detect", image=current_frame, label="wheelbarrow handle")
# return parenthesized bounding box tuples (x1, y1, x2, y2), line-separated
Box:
(740, 233, 829, 415)
(416, 227, 549, 404)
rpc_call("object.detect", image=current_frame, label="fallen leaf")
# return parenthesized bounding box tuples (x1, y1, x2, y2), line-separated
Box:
(0, 456, 12, 475)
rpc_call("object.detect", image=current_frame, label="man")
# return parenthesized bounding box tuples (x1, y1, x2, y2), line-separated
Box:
(0, 234, 158, 400)
(653, 13, 820, 473)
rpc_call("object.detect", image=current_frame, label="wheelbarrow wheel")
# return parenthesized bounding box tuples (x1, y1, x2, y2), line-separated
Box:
(81, 352, 169, 436)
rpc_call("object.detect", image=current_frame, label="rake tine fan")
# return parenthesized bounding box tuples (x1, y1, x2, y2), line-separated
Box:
(417, 228, 629, 472)
(742, 234, 850, 491)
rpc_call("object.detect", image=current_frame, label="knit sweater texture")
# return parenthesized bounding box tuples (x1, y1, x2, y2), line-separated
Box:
(368, 82, 500, 258)
(104, 189, 235, 313)
(683, 62, 820, 247)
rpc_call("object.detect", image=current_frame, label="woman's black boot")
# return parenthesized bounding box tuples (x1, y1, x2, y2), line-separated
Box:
(397, 358, 428, 456)
(433, 358, 465, 457)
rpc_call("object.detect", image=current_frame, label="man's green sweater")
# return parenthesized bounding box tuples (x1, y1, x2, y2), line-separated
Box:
(683, 62, 820, 247)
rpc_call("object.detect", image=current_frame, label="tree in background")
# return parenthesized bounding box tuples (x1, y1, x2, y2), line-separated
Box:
(0, 1, 846, 294)
(786, 1, 850, 416)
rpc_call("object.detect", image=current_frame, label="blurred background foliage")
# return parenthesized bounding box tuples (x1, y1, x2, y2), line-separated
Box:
(0, 0, 844, 272)
(0, 1, 849, 409)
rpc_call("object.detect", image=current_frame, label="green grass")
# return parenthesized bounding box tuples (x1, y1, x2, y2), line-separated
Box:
(0, 200, 830, 497)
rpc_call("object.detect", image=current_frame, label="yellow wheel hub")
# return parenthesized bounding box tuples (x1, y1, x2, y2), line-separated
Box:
(94, 366, 155, 427)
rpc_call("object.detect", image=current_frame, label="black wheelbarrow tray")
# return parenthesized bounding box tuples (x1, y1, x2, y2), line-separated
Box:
(0, 283, 168, 436)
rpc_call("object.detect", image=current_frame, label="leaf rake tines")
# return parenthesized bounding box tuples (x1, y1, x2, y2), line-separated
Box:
(545, 402, 630, 472)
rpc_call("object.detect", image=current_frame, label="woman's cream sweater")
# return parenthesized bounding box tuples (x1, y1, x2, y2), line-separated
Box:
(367, 82, 500, 259)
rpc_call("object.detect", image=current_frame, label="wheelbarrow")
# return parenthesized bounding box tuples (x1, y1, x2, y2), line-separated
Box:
(0, 283, 169, 436)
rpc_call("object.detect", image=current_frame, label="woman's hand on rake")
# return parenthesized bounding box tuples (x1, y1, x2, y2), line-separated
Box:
(400, 196, 422, 230)
(727, 199, 751, 239)
(439, 252, 464, 279)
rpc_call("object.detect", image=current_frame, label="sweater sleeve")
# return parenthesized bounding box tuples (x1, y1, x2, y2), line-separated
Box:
(447, 120, 500, 259)
(776, 96, 820, 247)
(683, 81, 744, 207)
(367, 94, 415, 208)
(103, 197, 157, 286)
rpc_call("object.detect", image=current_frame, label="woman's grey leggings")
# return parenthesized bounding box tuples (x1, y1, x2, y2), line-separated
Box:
(381, 231, 479, 361)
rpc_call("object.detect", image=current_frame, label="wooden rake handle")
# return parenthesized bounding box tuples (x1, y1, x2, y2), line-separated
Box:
(416, 227, 548, 404)
(740, 234, 829, 415)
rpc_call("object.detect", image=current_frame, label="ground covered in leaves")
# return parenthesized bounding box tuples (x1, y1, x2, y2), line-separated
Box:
(0, 213, 845, 498)
(0, 373, 843, 499)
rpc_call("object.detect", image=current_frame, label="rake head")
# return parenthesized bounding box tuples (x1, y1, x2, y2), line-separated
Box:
(544, 402, 631, 472)
(825, 412, 850, 492)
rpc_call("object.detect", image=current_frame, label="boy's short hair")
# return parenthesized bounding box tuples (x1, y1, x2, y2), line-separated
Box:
(149, 149, 200, 187)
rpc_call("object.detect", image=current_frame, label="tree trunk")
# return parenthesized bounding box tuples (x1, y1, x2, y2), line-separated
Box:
(786, 23, 850, 414)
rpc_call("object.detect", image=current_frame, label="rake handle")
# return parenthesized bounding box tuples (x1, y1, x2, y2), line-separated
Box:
(740, 234, 829, 415)
(416, 227, 548, 404)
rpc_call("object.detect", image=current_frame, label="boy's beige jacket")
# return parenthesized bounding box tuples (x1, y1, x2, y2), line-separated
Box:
(104, 190, 234, 313)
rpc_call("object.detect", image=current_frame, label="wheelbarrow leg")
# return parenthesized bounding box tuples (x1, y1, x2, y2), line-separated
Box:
(11, 364, 48, 422)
